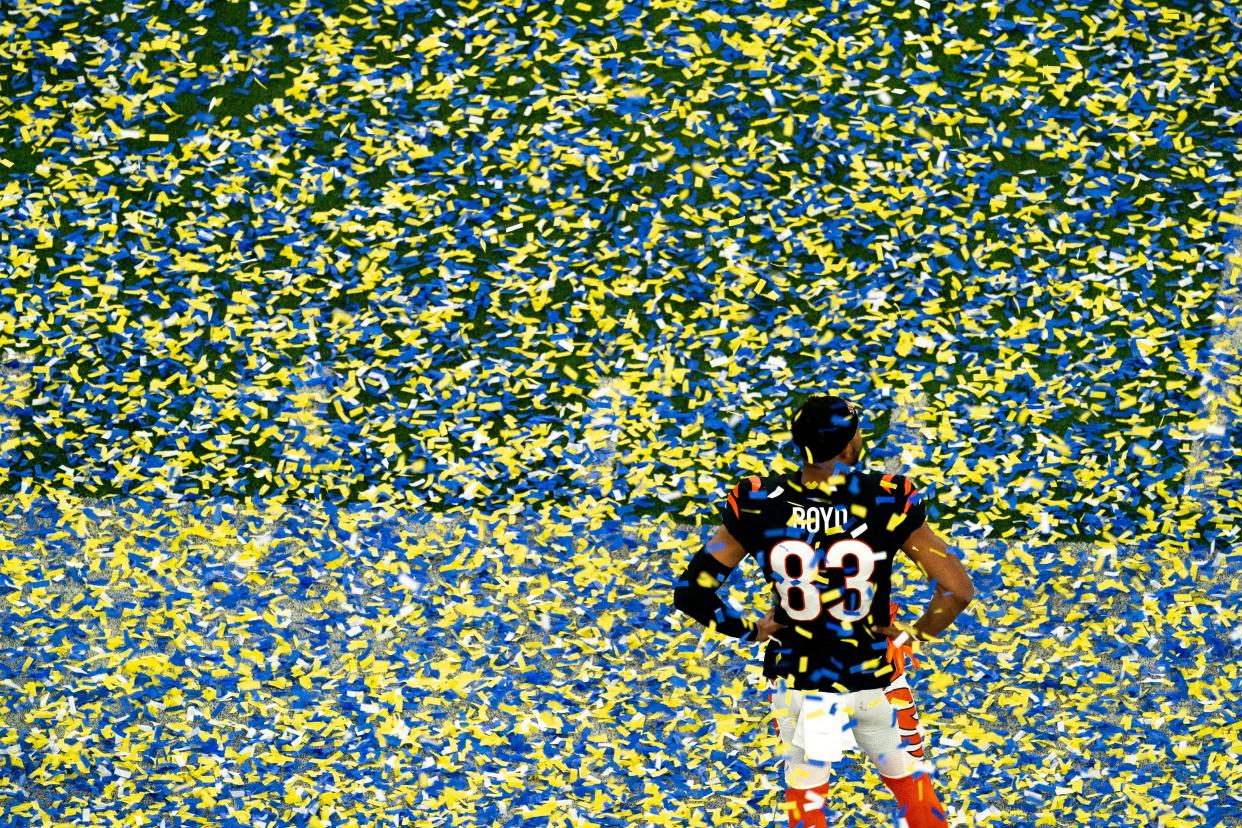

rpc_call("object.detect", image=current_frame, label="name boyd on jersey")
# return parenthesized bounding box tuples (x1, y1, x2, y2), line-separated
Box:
(789, 504, 850, 535)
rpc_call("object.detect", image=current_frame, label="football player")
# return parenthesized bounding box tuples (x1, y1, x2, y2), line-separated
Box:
(673, 395, 975, 828)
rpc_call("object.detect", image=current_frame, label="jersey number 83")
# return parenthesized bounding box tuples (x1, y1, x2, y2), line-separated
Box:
(770, 538, 883, 623)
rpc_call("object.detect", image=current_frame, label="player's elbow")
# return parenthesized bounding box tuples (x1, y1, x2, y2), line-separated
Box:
(673, 586, 711, 626)
(672, 583, 695, 616)
(947, 577, 975, 607)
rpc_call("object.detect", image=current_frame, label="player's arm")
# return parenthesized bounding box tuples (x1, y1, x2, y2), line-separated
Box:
(673, 525, 782, 642)
(898, 521, 975, 640)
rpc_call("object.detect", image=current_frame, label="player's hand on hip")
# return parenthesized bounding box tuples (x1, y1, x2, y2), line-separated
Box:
(755, 607, 785, 643)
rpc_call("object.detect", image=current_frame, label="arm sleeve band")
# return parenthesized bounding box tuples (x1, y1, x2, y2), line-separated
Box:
(672, 548, 757, 642)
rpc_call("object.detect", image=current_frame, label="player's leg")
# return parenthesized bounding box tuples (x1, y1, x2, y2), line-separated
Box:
(883, 672, 928, 762)
(770, 681, 831, 828)
(850, 686, 946, 828)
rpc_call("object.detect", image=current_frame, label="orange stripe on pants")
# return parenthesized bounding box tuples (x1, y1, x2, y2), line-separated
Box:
(883, 686, 925, 759)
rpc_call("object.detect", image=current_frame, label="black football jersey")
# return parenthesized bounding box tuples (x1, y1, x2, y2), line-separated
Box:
(719, 467, 927, 692)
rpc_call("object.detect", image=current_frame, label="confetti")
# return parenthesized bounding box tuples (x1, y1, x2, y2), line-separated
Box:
(0, 0, 1239, 825)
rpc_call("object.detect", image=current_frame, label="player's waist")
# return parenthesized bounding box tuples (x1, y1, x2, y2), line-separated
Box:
(763, 644, 890, 690)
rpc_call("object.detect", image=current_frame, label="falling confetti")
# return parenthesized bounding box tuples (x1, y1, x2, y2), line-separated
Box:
(0, 0, 1239, 825)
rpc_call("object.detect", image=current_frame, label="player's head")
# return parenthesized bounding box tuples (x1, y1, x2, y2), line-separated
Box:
(791, 395, 862, 467)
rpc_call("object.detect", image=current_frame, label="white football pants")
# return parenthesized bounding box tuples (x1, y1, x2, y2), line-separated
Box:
(769, 673, 930, 788)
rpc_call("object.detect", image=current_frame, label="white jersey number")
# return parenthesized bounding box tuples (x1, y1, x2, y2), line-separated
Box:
(770, 538, 878, 623)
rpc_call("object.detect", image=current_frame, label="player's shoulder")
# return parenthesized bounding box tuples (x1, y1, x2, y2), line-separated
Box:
(869, 471, 927, 528)
(726, 471, 790, 500)
(722, 472, 790, 520)
(843, 468, 920, 503)
(876, 470, 919, 496)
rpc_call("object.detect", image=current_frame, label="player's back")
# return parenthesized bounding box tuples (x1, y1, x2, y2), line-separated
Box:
(719, 466, 927, 692)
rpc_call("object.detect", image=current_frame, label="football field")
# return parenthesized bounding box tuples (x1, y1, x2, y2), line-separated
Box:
(1, 0, 1240, 826)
